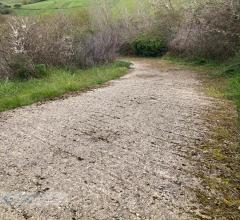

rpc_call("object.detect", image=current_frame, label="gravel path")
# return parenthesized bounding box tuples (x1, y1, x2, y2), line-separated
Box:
(0, 59, 213, 220)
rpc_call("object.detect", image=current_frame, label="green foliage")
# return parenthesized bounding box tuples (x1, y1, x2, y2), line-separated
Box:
(218, 56, 240, 77)
(131, 36, 167, 57)
(34, 64, 47, 77)
(113, 60, 132, 69)
(0, 2, 12, 14)
(13, 3, 21, 8)
(8, 55, 48, 79)
(0, 61, 130, 112)
(9, 55, 36, 79)
(227, 75, 240, 115)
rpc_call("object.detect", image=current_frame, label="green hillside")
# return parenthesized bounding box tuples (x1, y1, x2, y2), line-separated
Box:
(1, 0, 148, 16)
(2, 0, 89, 15)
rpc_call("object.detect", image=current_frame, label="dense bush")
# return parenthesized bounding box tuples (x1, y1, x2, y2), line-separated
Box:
(9, 54, 37, 79)
(0, 8, 140, 78)
(145, 0, 240, 61)
(13, 4, 22, 9)
(169, 0, 240, 60)
(131, 36, 167, 57)
(0, 2, 12, 15)
(72, 24, 126, 67)
(3, 0, 238, 78)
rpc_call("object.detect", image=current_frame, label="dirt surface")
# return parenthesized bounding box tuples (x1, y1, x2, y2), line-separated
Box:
(0, 58, 216, 220)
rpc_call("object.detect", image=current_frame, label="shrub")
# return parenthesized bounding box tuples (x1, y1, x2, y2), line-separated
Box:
(131, 36, 167, 57)
(35, 64, 47, 77)
(8, 54, 37, 79)
(14, 4, 22, 9)
(7, 56, 47, 79)
(0, 2, 13, 14)
(0, 10, 138, 78)
(0, 8, 12, 15)
(72, 25, 122, 67)
(26, 14, 74, 66)
(169, 0, 240, 60)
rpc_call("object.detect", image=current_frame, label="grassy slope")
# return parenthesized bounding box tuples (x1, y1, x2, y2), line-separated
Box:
(2, 0, 145, 15)
(1, 0, 19, 3)
(0, 61, 130, 112)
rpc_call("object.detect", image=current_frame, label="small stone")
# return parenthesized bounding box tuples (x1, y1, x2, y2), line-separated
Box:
(77, 157, 84, 161)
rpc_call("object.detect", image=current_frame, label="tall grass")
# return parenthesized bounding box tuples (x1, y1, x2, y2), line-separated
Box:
(0, 61, 131, 112)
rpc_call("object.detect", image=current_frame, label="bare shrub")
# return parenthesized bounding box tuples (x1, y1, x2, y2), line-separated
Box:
(0, 19, 14, 78)
(0, 17, 38, 78)
(27, 14, 75, 66)
(0, 3, 150, 78)
(148, 0, 190, 43)
(170, 0, 240, 59)
(73, 20, 140, 67)
(73, 1, 149, 67)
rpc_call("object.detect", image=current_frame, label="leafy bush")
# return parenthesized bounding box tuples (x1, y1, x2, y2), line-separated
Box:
(131, 36, 167, 57)
(8, 55, 47, 79)
(14, 4, 22, 9)
(0, 3, 12, 14)
(8, 54, 37, 79)
(35, 64, 47, 77)
(0, 2, 12, 14)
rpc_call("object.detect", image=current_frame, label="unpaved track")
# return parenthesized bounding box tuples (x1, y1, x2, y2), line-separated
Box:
(0, 59, 213, 219)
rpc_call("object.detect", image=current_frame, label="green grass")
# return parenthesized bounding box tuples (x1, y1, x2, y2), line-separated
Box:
(0, 61, 131, 112)
(1, 0, 149, 16)
(15, 0, 89, 15)
(226, 73, 240, 113)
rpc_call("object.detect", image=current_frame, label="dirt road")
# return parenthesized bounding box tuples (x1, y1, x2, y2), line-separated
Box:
(0, 59, 214, 219)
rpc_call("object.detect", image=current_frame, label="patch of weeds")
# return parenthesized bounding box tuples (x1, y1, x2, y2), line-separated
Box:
(114, 60, 132, 69)
(195, 103, 240, 219)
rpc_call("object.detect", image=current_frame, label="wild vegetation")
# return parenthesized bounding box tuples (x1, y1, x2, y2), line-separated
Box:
(0, 8, 141, 79)
(0, 61, 130, 112)
(0, 0, 149, 108)
(142, 1, 239, 217)
(0, 0, 239, 218)
(162, 56, 240, 219)
(127, 0, 240, 113)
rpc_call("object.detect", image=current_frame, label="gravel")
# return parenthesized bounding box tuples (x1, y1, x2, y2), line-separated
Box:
(0, 59, 214, 220)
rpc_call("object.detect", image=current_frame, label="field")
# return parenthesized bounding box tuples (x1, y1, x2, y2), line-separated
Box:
(1, 0, 147, 15)
(15, 0, 89, 15)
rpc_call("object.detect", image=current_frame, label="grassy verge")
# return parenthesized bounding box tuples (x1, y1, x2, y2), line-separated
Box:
(163, 55, 240, 117)
(0, 61, 131, 112)
(163, 55, 240, 219)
